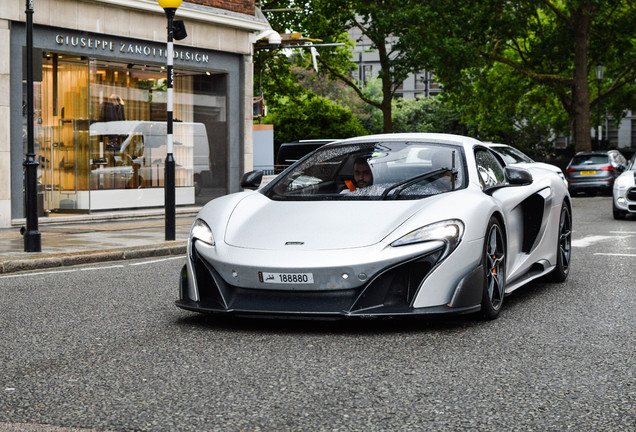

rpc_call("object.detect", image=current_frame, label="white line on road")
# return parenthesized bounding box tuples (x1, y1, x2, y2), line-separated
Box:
(129, 256, 184, 266)
(1, 257, 183, 279)
(572, 235, 632, 248)
(80, 265, 124, 271)
(0, 268, 80, 278)
(593, 253, 636, 257)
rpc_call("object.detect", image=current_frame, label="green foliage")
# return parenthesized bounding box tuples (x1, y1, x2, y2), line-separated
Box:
(442, 62, 569, 147)
(391, 97, 467, 135)
(406, 0, 635, 151)
(258, 0, 634, 151)
(259, 0, 428, 132)
(262, 94, 368, 146)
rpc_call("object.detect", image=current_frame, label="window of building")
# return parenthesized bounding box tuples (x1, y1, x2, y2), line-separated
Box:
(414, 72, 425, 90)
(33, 52, 226, 212)
(361, 65, 373, 85)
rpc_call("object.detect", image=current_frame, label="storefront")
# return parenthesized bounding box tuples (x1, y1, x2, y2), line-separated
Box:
(1, 0, 266, 227)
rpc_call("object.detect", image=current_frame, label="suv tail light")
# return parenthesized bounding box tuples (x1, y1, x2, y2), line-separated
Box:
(599, 166, 614, 171)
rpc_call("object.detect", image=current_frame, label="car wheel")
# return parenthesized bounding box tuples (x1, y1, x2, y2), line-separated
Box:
(613, 201, 627, 220)
(546, 202, 572, 282)
(481, 217, 506, 320)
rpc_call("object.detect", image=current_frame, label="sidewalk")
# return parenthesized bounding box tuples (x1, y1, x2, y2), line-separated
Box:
(0, 207, 200, 274)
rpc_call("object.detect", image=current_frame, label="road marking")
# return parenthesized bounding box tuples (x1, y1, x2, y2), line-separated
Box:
(594, 253, 636, 257)
(609, 231, 636, 234)
(129, 256, 184, 266)
(1, 257, 183, 278)
(572, 235, 631, 248)
(0, 269, 79, 278)
(80, 265, 124, 271)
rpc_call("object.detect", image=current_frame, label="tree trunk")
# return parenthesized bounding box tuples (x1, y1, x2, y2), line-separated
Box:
(381, 82, 393, 133)
(377, 36, 394, 133)
(571, 4, 593, 153)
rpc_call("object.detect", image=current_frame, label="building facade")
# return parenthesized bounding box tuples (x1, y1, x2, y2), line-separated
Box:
(1, 0, 268, 228)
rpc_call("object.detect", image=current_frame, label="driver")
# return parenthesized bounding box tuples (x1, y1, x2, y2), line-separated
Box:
(354, 158, 374, 188)
(344, 157, 374, 192)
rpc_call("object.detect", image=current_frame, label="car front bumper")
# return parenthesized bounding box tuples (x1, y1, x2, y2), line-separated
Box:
(176, 239, 484, 319)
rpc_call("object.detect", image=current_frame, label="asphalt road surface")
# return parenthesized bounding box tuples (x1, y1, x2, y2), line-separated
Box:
(1, 196, 634, 431)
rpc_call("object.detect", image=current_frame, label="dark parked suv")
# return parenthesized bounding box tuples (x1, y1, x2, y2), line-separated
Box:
(566, 150, 627, 196)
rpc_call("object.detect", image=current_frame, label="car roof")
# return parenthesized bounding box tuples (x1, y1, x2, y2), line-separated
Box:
(280, 139, 335, 146)
(331, 133, 480, 147)
(575, 151, 615, 155)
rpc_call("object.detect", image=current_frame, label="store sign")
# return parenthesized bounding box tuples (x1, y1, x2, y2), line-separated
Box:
(54, 34, 210, 64)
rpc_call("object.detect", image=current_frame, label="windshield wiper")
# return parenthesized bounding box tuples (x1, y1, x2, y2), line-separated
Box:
(380, 168, 458, 200)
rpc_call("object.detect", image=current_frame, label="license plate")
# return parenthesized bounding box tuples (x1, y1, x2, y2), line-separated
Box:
(580, 170, 596, 175)
(259, 272, 314, 284)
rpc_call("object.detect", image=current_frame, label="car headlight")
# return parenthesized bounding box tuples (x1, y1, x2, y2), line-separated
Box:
(391, 219, 464, 257)
(615, 175, 633, 189)
(190, 218, 215, 246)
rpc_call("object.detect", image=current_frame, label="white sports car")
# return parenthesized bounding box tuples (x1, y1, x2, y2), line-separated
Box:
(177, 133, 572, 320)
(486, 142, 568, 186)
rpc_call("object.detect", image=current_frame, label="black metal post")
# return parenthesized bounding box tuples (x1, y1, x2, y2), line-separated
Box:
(164, 8, 176, 241)
(23, 0, 41, 252)
(597, 76, 602, 148)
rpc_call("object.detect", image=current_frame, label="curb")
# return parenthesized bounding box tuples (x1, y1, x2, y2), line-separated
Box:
(0, 242, 186, 274)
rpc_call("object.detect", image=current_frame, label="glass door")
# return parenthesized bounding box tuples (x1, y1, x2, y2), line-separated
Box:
(39, 53, 89, 212)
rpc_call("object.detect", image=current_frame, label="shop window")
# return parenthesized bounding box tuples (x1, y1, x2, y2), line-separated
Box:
(34, 52, 227, 213)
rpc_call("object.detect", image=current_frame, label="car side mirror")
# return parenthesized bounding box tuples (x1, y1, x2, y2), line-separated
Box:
(240, 170, 263, 190)
(505, 166, 533, 186)
(617, 164, 626, 174)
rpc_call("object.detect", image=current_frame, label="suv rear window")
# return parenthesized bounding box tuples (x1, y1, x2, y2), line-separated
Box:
(571, 155, 609, 165)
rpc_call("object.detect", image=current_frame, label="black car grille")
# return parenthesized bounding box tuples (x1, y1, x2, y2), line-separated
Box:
(189, 243, 444, 316)
(627, 188, 636, 201)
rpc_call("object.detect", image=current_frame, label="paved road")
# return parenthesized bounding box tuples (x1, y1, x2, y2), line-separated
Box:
(0, 196, 634, 431)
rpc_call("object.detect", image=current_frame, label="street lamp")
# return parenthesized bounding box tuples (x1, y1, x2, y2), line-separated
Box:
(595, 61, 605, 148)
(158, 0, 183, 241)
(23, 0, 41, 252)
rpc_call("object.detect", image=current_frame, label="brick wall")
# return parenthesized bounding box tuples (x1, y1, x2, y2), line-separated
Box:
(187, 0, 255, 16)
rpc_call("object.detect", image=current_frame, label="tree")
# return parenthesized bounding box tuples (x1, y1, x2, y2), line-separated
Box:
(260, 0, 424, 133)
(442, 62, 570, 147)
(392, 96, 467, 135)
(409, 0, 635, 152)
(263, 93, 368, 146)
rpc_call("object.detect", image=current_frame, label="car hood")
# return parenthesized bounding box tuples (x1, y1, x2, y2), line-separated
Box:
(224, 193, 424, 250)
(514, 161, 562, 174)
(615, 170, 636, 184)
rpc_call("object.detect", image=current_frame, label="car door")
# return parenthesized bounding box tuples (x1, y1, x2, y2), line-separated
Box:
(474, 147, 551, 284)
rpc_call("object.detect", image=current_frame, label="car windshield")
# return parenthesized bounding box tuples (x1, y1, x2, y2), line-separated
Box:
(493, 146, 534, 164)
(263, 141, 466, 201)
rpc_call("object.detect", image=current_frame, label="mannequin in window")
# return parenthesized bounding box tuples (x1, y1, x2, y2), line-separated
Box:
(100, 94, 126, 122)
